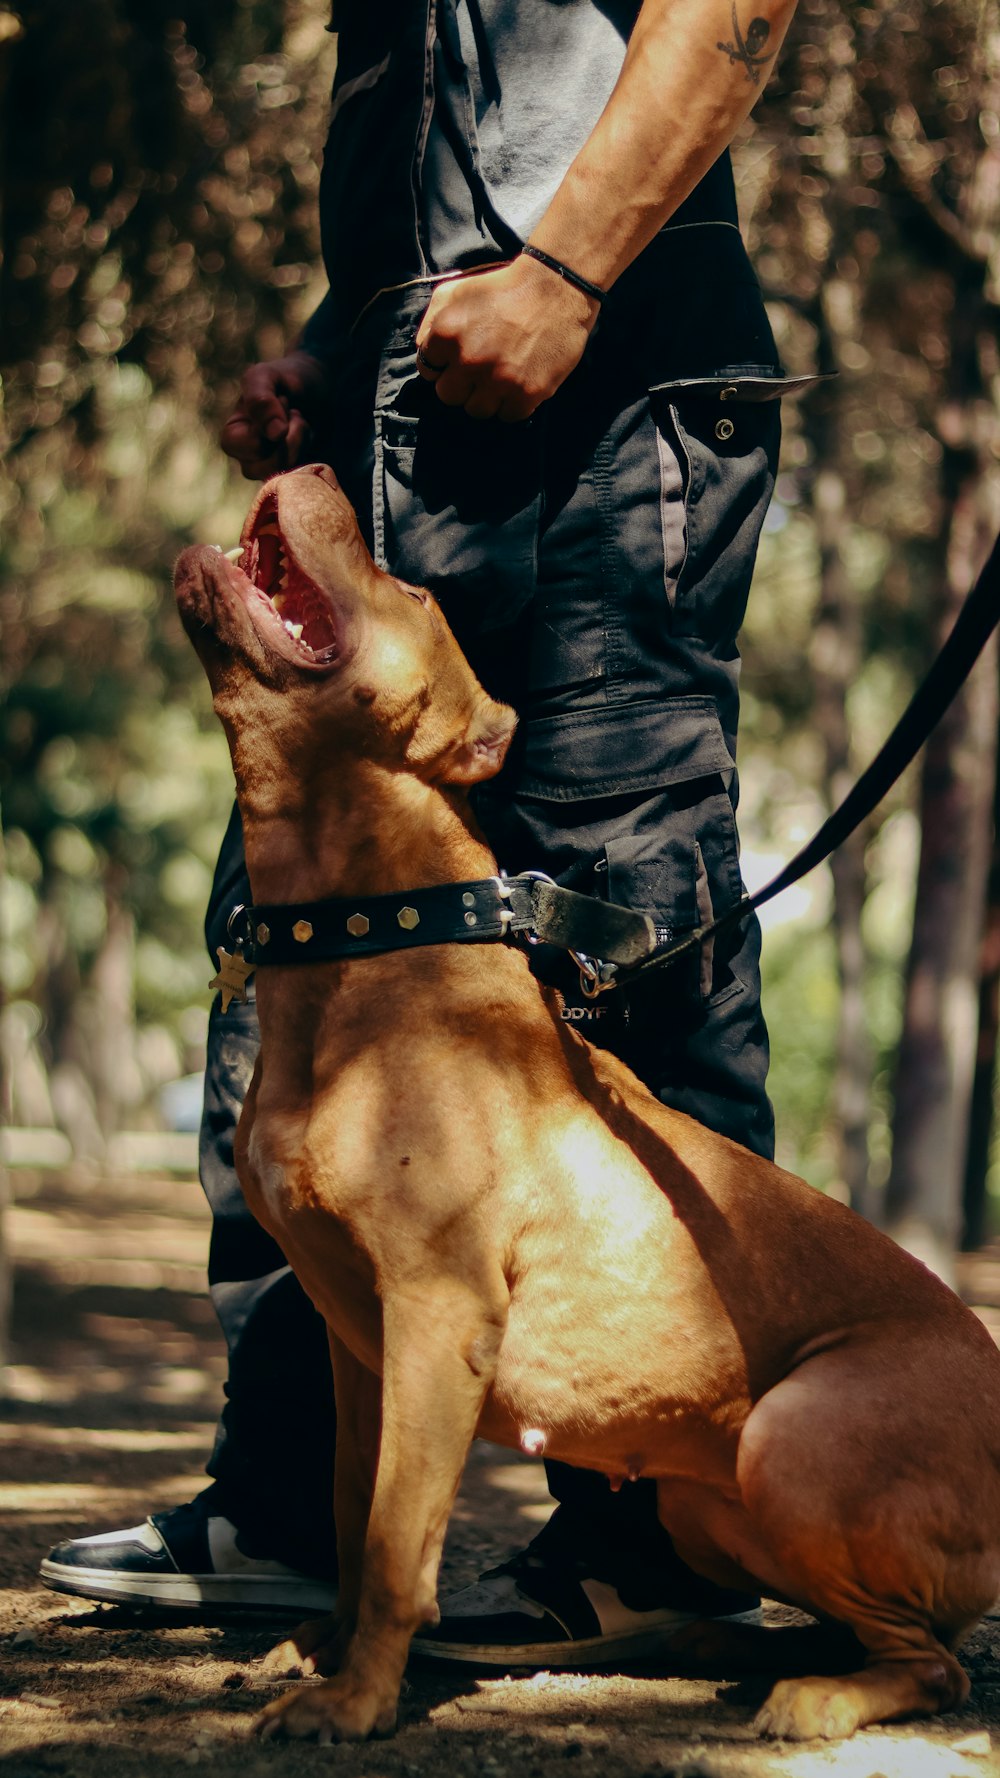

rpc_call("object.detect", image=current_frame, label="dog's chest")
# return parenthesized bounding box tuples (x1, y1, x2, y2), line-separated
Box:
(243, 1129, 289, 1225)
(240, 1114, 367, 1266)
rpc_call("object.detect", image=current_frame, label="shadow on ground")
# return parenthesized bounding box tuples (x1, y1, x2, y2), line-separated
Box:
(2, 1170, 1000, 1778)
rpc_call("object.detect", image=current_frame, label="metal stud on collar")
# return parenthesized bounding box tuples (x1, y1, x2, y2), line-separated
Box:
(493, 874, 515, 935)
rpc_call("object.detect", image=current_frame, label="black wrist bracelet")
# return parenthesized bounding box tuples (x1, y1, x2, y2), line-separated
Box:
(521, 244, 607, 304)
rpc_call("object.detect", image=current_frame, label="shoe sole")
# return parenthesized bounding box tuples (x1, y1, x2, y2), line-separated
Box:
(38, 1559, 338, 1613)
(410, 1607, 763, 1669)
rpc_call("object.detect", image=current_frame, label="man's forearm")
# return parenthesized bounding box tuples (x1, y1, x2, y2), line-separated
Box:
(414, 0, 797, 420)
(529, 0, 797, 291)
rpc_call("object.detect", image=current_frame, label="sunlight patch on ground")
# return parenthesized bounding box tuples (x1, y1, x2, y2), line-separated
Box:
(479, 1460, 551, 1522)
(9, 1200, 209, 1290)
(0, 1421, 213, 1453)
(0, 1473, 203, 1513)
(2, 1363, 134, 1404)
(0, 1362, 219, 1406)
(775, 1730, 991, 1778)
(481, 1459, 548, 1492)
(11, 1250, 207, 1292)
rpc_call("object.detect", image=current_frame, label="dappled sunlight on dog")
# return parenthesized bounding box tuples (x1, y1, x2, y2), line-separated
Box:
(172, 467, 1000, 1746)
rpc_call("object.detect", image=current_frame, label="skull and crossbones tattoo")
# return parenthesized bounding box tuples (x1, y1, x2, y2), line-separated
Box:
(716, 5, 775, 86)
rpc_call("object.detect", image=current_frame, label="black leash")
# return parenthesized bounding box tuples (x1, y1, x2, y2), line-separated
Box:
(218, 532, 1000, 1005)
(604, 529, 1000, 995)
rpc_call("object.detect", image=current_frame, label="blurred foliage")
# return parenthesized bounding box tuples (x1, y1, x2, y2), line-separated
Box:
(734, 0, 1000, 1210)
(1, 0, 336, 1131)
(2, 0, 334, 442)
(0, 0, 997, 1228)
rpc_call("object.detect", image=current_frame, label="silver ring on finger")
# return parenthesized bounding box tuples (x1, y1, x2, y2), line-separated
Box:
(416, 345, 447, 377)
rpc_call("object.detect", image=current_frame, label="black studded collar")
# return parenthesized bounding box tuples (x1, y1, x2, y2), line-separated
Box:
(226, 873, 659, 972)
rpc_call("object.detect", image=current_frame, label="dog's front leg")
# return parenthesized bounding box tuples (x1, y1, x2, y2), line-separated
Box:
(262, 1330, 380, 1679)
(256, 1280, 507, 1744)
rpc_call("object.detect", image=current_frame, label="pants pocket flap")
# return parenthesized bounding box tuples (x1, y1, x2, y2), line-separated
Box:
(510, 697, 734, 801)
(649, 372, 832, 403)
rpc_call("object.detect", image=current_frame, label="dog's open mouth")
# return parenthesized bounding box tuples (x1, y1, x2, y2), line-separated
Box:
(235, 490, 341, 666)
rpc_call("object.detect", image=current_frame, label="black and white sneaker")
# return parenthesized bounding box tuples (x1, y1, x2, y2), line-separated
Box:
(39, 1496, 338, 1613)
(412, 1542, 760, 1668)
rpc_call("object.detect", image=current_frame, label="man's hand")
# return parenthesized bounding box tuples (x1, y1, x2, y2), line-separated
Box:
(415, 255, 599, 423)
(220, 350, 330, 479)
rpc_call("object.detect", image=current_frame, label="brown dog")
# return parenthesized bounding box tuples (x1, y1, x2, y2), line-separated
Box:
(175, 463, 1000, 1746)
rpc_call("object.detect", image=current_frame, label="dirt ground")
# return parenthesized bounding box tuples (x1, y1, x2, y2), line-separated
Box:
(3, 1167, 1000, 1778)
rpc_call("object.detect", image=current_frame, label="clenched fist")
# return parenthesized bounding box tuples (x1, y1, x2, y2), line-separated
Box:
(415, 253, 599, 423)
(220, 350, 331, 480)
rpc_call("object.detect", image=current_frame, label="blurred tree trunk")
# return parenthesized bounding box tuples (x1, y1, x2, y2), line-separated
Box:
(0, 12, 25, 1378)
(882, 23, 1000, 1273)
(962, 686, 1000, 1251)
(809, 448, 873, 1212)
(814, 494, 868, 1216)
(88, 886, 139, 1142)
(803, 43, 875, 1212)
(884, 481, 999, 1273)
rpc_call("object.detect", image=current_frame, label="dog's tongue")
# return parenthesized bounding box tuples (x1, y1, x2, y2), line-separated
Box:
(245, 501, 341, 660)
(277, 576, 340, 654)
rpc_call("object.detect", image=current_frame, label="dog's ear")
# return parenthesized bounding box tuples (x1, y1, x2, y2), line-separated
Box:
(442, 696, 517, 785)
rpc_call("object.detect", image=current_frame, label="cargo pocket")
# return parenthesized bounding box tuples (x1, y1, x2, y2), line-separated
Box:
(374, 361, 543, 632)
(487, 695, 746, 1013)
(599, 783, 743, 1011)
(649, 372, 817, 639)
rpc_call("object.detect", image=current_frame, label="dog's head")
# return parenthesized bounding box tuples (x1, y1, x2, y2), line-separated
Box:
(174, 464, 516, 806)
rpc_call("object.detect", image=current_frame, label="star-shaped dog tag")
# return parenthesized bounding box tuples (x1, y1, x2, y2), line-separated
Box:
(209, 945, 254, 1011)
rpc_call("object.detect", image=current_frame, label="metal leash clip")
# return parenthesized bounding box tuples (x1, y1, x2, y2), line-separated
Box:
(509, 868, 557, 947)
(571, 950, 619, 1000)
(226, 902, 254, 949)
(505, 870, 622, 995)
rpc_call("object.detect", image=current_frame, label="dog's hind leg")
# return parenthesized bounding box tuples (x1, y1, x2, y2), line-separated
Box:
(734, 1342, 1000, 1740)
(255, 1278, 508, 1744)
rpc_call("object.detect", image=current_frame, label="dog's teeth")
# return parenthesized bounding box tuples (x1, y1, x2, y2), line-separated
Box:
(285, 621, 304, 642)
(272, 591, 286, 614)
(223, 546, 245, 562)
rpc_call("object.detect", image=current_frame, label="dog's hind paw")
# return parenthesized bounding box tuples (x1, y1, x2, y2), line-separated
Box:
(755, 1651, 969, 1740)
(755, 1676, 864, 1740)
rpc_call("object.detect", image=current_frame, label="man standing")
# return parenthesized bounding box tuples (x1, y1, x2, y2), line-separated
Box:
(44, 0, 804, 1666)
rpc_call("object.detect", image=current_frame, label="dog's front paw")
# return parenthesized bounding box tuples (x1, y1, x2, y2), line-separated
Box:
(755, 1676, 862, 1741)
(255, 1676, 397, 1744)
(260, 1611, 351, 1677)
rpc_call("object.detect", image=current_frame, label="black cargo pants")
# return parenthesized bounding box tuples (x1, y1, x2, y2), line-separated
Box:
(199, 285, 783, 1577)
